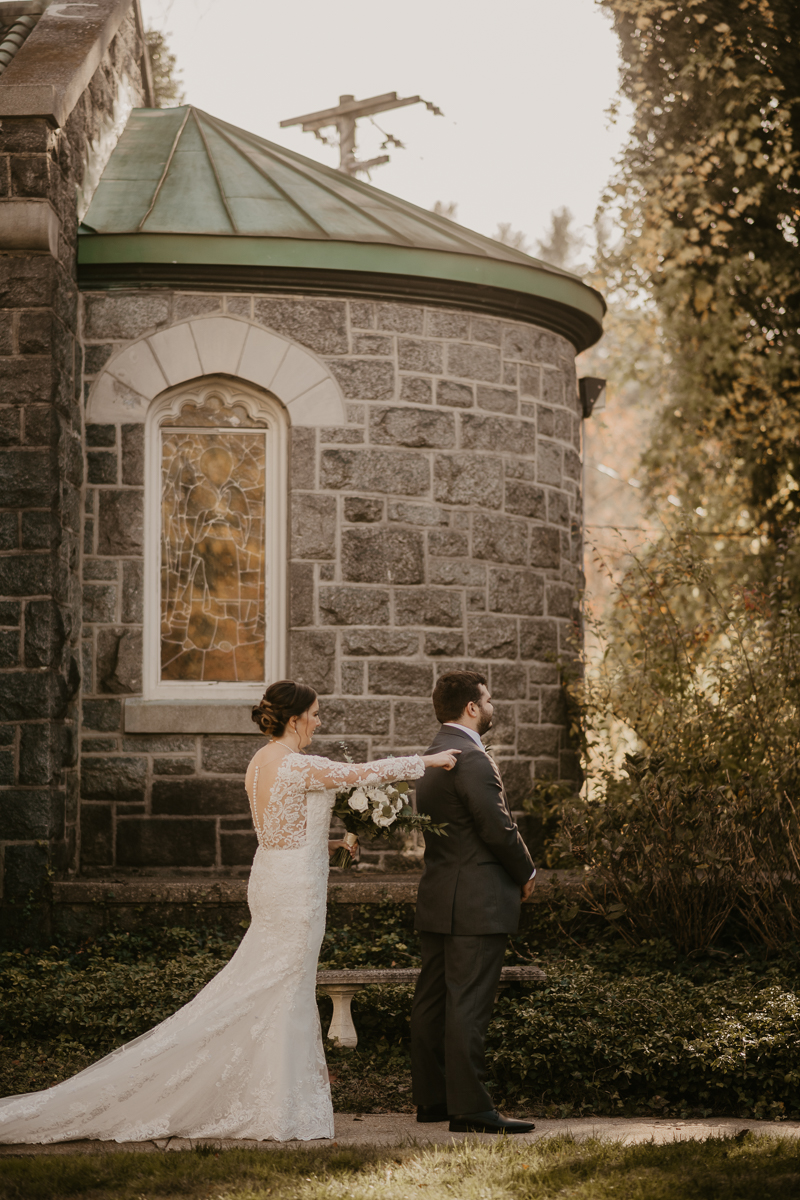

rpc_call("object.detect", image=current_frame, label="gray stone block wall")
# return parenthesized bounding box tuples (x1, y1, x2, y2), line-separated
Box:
(77, 291, 583, 875)
(0, 11, 148, 926)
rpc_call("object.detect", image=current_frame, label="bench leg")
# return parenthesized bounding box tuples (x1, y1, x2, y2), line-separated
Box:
(320, 984, 363, 1048)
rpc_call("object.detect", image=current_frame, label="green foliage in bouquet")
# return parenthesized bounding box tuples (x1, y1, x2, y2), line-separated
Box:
(330, 748, 447, 868)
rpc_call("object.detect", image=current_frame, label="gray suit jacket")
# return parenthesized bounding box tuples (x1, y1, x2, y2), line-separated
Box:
(414, 725, 535, 935)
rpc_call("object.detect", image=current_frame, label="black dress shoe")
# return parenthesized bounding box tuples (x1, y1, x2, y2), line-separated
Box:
(449, 1109, 535, 1134)
(417, 1103, 449, 1123)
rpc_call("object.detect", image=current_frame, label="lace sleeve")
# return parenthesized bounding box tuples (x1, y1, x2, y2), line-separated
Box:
(296, 754, 425, 792)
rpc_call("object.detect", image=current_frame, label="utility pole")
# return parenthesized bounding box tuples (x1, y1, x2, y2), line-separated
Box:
(279, 91, 442, 178)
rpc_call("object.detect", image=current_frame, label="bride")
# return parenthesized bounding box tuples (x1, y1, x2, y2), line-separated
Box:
(0, 680, 459, 1145)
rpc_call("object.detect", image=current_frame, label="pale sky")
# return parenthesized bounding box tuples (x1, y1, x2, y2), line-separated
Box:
(140, 0, 631, 258)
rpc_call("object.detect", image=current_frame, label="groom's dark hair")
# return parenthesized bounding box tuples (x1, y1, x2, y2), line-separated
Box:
(432, 671, 487, 723)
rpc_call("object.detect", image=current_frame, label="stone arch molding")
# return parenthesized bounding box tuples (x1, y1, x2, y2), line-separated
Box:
(86, 315, 347, 426)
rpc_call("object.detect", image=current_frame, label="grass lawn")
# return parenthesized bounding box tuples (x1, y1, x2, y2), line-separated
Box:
(1, 1135, 799, 1200)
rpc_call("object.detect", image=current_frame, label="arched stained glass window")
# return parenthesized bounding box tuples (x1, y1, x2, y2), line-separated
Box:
(144, 379, 287, 699)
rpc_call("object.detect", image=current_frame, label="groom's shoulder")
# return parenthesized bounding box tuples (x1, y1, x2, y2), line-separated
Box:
(423, 725, 447, 754)
(424, 725, 456, 753)
(425, 725, 482, 755)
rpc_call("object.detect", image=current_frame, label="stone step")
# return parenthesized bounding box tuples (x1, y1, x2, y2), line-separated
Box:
(52, 869, 580, 906)
(49, 871, 583, 941)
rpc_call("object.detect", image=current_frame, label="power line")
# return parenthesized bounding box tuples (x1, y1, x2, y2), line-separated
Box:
(586, 525, 761, 537)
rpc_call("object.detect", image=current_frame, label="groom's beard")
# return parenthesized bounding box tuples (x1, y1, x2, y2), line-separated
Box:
(476, 708, 493, 736)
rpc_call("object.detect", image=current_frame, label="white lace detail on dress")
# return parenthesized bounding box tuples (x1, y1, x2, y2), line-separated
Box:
(0, 749, 424, 1145)
(249, 760, 308, 850)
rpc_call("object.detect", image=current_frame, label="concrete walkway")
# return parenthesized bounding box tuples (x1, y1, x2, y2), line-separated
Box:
(2, 1113, 800, 1156)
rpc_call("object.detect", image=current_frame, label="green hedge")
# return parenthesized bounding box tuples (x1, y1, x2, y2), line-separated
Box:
(490, 968, 800, 1119)
(2, 921, 800, 1119)
(0, 928, 236, 1049)
(344, 965, 800, 1120)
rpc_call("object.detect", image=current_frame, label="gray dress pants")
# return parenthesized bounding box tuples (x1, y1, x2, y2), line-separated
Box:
(409, 931, 507, 1115)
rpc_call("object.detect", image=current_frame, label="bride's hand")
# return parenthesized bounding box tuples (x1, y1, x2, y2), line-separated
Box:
(328, 839, 359, 860)
(423, 750, 461, 771)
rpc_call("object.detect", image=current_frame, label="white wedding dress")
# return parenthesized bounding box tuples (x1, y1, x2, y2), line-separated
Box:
(0, 750, 424, 1144)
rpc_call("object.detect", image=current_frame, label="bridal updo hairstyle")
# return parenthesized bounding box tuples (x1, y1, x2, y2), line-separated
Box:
(251, 680, 317, 738)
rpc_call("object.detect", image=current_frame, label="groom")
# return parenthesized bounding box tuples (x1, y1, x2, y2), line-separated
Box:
(410, 670, 536, 1134)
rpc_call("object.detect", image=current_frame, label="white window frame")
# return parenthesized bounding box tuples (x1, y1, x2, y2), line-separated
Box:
(143, 376, 287, 701)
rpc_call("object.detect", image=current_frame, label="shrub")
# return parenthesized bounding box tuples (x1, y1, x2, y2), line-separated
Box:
(559, 756, 753, 954)
(2, 923, 800, 1118)
(566, 530, 800, 953)
(318, 964, 800, 1119)
(0, 949, 225, 1049)
(490, 967, 800, 1119)
(320, 899, 419, 969)
(331, 961, 800, 1119)
(0, 903, 421, 1053)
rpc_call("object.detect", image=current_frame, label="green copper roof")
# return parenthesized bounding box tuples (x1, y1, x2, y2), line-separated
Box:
(79, 107, 605, 349)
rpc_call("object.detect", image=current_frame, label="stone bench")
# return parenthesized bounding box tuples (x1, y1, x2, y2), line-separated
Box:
(316, 964, 547, 1048)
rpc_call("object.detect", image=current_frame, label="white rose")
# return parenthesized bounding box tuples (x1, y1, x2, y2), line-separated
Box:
(372, 803, 396, 827)
(394, 797, 404, 812)
(348, 789, 369, 812)
(366, 788, 385, 806)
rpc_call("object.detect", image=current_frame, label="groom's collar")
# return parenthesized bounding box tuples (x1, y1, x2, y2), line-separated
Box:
(443, 722, 485, 750)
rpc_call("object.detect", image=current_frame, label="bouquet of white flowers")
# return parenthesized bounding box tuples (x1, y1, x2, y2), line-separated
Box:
(330, 763, 447, 870)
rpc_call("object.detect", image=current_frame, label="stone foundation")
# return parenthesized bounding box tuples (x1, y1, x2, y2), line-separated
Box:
(45, 870, 579, 945)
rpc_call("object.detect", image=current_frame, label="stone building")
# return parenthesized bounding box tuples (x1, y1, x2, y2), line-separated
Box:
(0, 1, 605, 938)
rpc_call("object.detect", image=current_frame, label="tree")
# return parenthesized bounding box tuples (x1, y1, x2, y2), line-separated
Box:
(493, 222, 531, 253)
(598, 0, 800, 565)
(145, 29, 185, 108)
(534, 206, 584, 270)
(560, 4, 800, 949)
